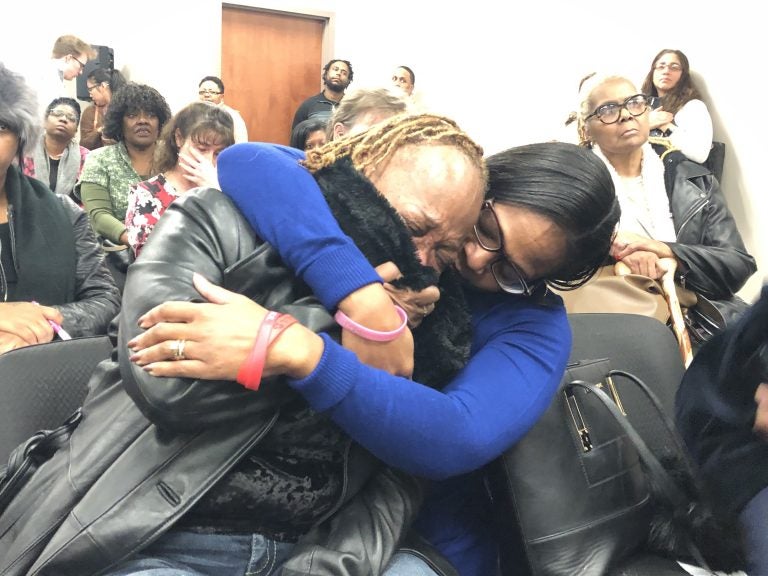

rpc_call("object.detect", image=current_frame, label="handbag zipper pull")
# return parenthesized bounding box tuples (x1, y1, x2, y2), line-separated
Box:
(565, 389, 593, 452)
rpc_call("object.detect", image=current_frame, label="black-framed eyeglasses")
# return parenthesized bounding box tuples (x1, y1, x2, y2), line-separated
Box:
(586, 94, 649, 125)
(473, 199, 540, 296)
(49, 109, 78, 123)
(70, 55, 86, 70)
(198, 89, 222, 96)
(654, 63, 682, 72)
(87, 82, 103, 94)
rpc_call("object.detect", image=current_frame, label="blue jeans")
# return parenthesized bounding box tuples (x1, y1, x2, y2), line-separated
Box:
(382, 552, 440, 576)
(102, 531, 295, 575)
(741, 485, 768, 576)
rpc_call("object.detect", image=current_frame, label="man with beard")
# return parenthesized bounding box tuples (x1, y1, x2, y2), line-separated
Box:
(290, 59, 352, 132)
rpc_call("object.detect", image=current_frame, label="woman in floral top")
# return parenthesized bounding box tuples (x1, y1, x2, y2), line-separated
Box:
(125, 102, 235, 255)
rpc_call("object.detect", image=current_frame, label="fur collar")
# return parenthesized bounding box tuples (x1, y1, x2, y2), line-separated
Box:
(313, 157, 471, 388)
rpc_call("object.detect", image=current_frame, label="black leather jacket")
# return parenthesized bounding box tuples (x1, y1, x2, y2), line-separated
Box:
(0, 190, 422, 576)
(662, 151, 756, 300)
(0, 166, 120, 336)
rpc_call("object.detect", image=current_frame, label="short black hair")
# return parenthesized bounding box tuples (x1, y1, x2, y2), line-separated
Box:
(199, 76, 225, 94)
(46, 97, 82, 125)
(322, 59, 354, 83)
(103, 82, 171, 142)
(486, 142, 620, 289)
(290, 117, 328, 149)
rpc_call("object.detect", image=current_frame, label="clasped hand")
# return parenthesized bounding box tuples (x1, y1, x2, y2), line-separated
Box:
(611, 231, 675, 280)
(0, 302, 62, 355)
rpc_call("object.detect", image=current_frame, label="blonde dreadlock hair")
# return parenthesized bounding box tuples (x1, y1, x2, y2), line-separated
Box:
(302, 113, 485, 181)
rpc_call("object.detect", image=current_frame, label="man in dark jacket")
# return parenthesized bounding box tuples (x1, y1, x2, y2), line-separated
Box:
(0, 114, 485, 576)
(291, 59, 353, 132)
(676, 284, 768, 575)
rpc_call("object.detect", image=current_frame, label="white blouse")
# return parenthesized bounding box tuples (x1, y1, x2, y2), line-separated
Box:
(667, 99, 713, 164)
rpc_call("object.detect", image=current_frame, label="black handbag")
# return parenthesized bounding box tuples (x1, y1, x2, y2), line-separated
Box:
(0, 408, 82, 515)
(487, 359, 746, 576)
(487, 359, 651, 576)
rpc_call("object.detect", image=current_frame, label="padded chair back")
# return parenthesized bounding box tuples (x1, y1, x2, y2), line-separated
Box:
(704, 141, 726, 182)
(0, 336, 112, 462)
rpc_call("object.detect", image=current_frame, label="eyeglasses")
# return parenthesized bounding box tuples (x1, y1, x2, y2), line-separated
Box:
(473, 200, 540, 296)
(49, 109, 78, 123)
(70, 55, 86, 70)
(586, 94, 649, 125)
(86, 83, 103, 94)
(198, 89, 222, 96)
(654, 63, 682, 72)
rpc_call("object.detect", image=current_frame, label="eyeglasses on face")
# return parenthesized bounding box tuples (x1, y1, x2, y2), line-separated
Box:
(586, 94, 649, 125)
(49, 109, 77, 123)
(472, 199, 540, 296)
(70, 54, 86, 70)
(199, 89, 221, 96)
(87, 82, 103, 94)
(654, 62, 682, 72)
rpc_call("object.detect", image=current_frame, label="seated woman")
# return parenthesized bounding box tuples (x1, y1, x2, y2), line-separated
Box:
(641, 49, 713, 164)
(22, 97, 88, 203)
(289, 117, 327, 151)
(128, 138, 620, 575)
(78, 82, 171, 246)
(572, 73, 755, 322)
(124, 101, 235, 256)
(0, 114, 488, 576)
(0, 63, 120, 354)
(79, 67, 127, 151)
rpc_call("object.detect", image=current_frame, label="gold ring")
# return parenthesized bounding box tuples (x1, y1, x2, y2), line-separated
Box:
(169, 339, 186, 361)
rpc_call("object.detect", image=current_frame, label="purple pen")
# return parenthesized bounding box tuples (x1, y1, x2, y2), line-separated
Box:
(31, 301, 72, 340)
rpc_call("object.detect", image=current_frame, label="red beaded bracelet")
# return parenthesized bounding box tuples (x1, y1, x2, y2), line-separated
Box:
(236, 311, 298, 391)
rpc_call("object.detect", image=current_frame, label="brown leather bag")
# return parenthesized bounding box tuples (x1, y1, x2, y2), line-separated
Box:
(553, 266, 697, 324)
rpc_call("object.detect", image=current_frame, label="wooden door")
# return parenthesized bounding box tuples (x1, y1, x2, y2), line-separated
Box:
(222, 7, 325, 145)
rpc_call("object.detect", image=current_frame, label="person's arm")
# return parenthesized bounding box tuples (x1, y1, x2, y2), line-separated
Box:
(667, 173, 756, 299)
(217, 143, 411, 371)
(54, 196, 121, 337)
(79, 106, 103, 150)
(131, 285, 570, 480)
(667, 99, 713, 164)
(80, 181, 128, 243)
(288, 299, 570, 479)
(217, 143, 381, 310)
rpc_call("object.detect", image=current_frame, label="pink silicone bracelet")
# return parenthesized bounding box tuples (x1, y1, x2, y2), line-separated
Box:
(334, 306, 408, 342)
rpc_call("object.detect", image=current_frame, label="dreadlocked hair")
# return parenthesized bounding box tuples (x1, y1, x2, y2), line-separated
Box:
(302, 113, 485, 179)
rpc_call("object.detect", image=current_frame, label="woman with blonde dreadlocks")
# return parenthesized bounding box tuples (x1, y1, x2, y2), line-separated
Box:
(0, 114, 486, 576)
(126, 119, 621, 575)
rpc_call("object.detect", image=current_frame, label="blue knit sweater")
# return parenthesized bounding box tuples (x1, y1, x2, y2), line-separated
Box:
(217, 143, 571, 576)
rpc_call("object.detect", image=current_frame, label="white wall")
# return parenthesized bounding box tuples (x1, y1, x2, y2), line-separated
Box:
(4, 0, 765, 301)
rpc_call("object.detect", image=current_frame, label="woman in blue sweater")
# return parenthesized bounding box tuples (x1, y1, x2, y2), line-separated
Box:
(130, 141, 620, 575)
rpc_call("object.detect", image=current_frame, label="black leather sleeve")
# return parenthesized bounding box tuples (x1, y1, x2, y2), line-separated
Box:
(279, 467, 427, 576)
(668, 170, 756, 300)
(118, 188, 335, 432)
(55, 196, 122, 337)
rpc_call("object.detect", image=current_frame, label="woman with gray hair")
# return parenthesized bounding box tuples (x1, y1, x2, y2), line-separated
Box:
(572, 73, 754, 321)
(0, 62, 120, 354)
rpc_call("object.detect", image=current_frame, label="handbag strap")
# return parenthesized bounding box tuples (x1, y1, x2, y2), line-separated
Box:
(565, 380, 716, 575)
(0, 408, 82, 490)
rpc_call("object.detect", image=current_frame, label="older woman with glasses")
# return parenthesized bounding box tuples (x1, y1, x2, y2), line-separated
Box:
(128, 138, 620, 576)
(641, 49, 713, 164)
(574, 73, 755, 319)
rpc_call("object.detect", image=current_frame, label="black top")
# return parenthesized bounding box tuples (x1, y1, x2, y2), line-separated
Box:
(291, 91, 339, 131)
